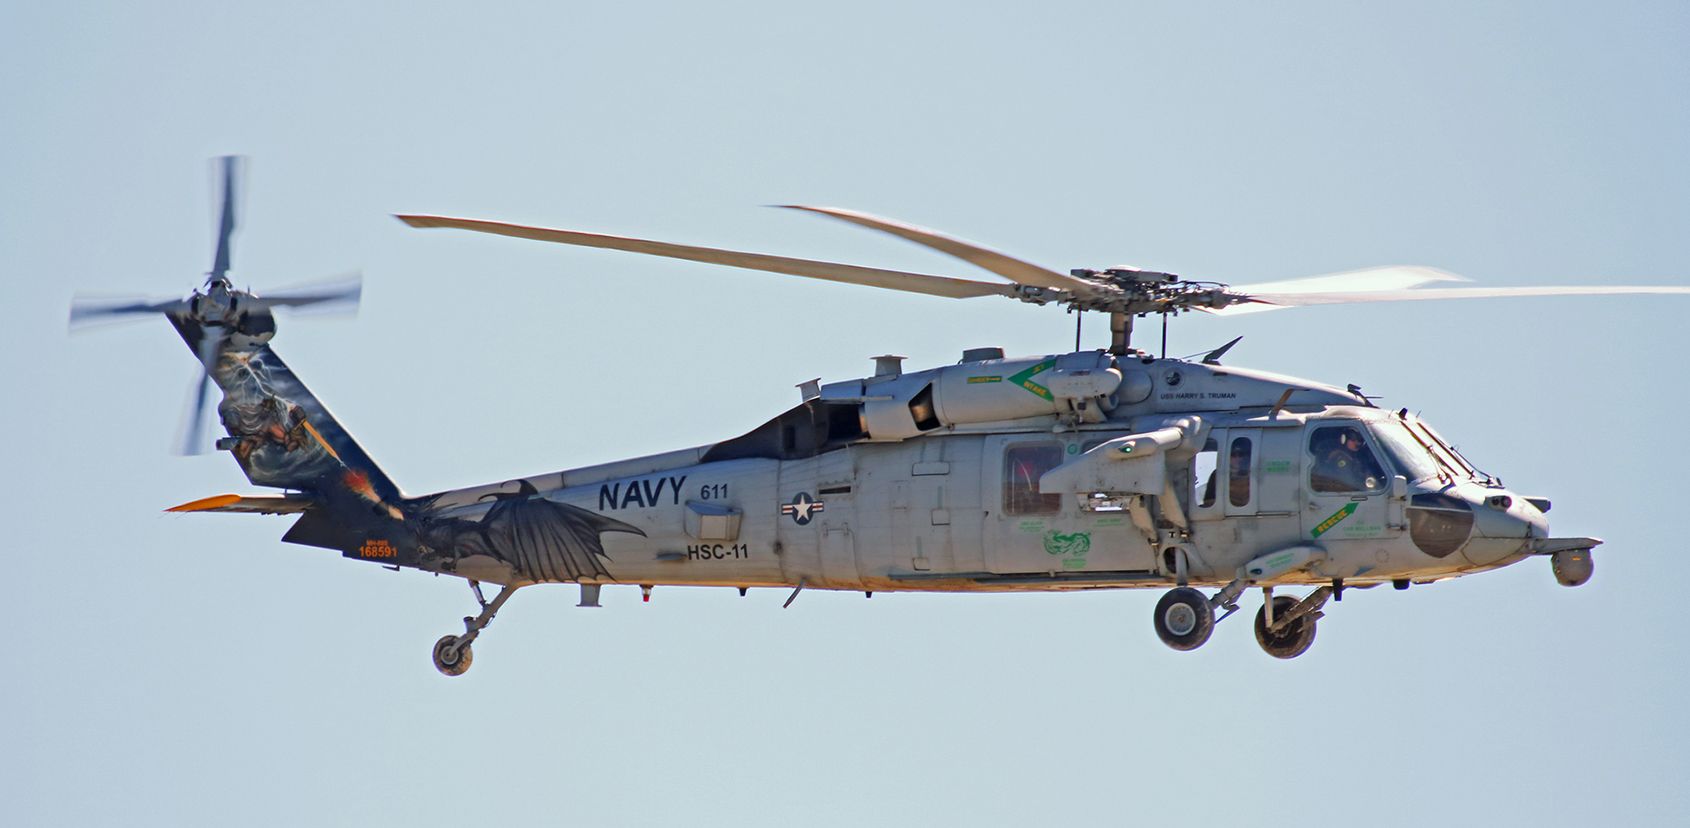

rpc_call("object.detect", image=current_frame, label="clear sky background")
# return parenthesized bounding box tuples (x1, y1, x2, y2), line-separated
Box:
(4, 2, 1687, 825)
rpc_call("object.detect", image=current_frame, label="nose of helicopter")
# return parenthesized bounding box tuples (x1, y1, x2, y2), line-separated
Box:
(1460, 491, 1549, 566)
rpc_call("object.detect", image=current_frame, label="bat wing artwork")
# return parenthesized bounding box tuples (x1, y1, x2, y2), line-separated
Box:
(413, 481, 647, 584)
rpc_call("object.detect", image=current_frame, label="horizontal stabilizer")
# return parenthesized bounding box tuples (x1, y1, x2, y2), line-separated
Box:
(166, 494, 314, 514)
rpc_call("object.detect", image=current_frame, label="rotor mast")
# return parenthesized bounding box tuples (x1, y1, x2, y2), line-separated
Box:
(1065, 267, 1206, 356)
(1109, 311, 1132, 355)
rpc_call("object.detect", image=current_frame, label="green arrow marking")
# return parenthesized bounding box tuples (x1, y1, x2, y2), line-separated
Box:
(1008, 359, 1056, 401)
(1311, 502, 1359, 537)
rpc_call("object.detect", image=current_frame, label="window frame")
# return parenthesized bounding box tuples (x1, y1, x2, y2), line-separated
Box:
(1002, 441, 1066, 516)
(1227, 435, 1254, 508)
(1307, 422, 1389, 495)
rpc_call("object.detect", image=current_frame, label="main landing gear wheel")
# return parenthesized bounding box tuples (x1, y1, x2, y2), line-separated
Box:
(430, 580, 524, 677)
(1154, 587, 1215, 651)
(432, 635, 473, 676)
(1255, 595, 1316, 659)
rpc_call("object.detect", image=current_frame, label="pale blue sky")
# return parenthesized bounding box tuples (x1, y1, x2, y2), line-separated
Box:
(4, 2, 1688, 825)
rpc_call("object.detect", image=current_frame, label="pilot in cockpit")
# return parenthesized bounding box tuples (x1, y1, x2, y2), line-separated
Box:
(1313, 426, 1384, 493)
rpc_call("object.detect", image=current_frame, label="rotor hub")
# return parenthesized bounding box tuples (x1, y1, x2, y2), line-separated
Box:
(1057, 268, 1238, 317)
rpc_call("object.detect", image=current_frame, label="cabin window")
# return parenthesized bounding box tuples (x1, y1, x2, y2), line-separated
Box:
(1309, 425, 1387, 493)
(1004, 443, 1063, 515)
(1227, 437, 1253, 507)
(1195, 439, 1219, 507)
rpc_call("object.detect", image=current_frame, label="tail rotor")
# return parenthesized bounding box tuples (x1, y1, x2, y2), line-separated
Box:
(68, 155, 362, 455)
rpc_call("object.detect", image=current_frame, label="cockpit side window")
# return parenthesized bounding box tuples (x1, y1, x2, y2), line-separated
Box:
(1004, 443, 1064, 515)
(1309, 425, 1387, 493)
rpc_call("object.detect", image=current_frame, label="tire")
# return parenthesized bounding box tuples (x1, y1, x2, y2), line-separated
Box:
(1254, 595, 1316, 659)
(1153, 587, 1215, 651)
(432, 634, 473, 676)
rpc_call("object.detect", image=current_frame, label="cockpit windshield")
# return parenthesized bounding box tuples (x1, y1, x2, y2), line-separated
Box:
(1413, 420, 1473, 475)
(1369, 421, 1443, 483)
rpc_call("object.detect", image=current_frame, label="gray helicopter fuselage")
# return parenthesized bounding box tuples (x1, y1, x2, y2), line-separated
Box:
(102, 167, 1633, 672)
(411, 350, 1550, 595)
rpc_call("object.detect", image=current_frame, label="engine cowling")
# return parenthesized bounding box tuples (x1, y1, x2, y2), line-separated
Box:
(828, 351, 1128, 441)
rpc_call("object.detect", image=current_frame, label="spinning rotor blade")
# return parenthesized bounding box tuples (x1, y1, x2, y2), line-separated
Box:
(210, 156, 244, 280)
(177, 326, 227, 456)
(1225, 266, 1467, 297)
(1213, 283, 1690, 315)
(396, 214, 1018, 300)
(778, 205, 1098, 294)
(68, 296, 185, 329)
(247, 273, 363, 316)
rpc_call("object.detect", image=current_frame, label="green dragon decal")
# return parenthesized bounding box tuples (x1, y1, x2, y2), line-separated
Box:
(1043, 530, 1092, 570)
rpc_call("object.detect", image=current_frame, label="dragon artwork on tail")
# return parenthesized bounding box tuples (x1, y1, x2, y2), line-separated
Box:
(195, 334, 641, 581)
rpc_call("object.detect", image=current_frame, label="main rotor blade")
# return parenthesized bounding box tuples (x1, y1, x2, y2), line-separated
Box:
(779, 205, 1098, 295)
(1225, 266, 1467, 296)
(1210, 284, 1690, 315)
(210, 156, 244, 280)
(177, 326, 227, 456)
(395, 214, 1019, 300)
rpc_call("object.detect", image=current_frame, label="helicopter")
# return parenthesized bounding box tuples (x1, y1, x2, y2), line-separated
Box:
(73, 157, 1690, 675)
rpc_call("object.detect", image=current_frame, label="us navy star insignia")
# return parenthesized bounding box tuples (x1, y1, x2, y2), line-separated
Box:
(780, 492, 826, 525)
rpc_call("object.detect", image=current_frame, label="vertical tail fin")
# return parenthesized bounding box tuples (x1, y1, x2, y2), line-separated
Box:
(175, 317, 401, 505)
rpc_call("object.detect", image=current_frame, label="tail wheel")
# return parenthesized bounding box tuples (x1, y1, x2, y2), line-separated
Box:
(1153, 587, 1215, 651)
(432, 634, 473, 676)
(1254, 595, 1317, 659)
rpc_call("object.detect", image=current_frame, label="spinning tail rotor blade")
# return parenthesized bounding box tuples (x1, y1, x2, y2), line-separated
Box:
(778, 205, 1098, 294)
(1212, 283, 1690, 315)
(395, 214, 1019, 300)
(68, 296, 186, 329)
(177, 326, 227, 456)
(210, 156, 244, 280)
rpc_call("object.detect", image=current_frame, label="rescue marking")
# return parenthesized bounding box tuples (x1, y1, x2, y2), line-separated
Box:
(1311, 502, 1359, 538)
(968, 375, 1003, 384)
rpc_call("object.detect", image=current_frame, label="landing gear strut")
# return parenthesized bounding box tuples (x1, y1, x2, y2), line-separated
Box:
(432, 580, 522, 677)
(1253, 586, 1331, 659)
(1153, 581, 1334, 657)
